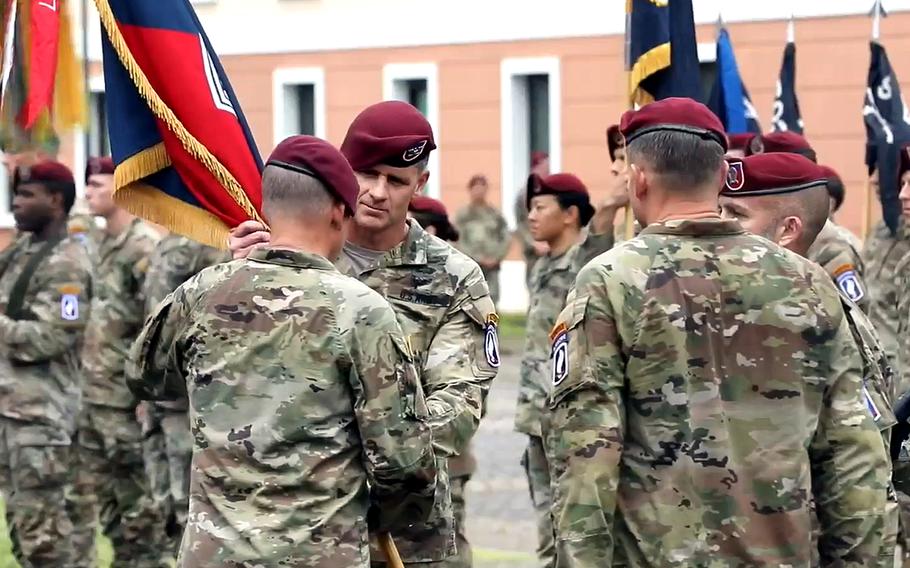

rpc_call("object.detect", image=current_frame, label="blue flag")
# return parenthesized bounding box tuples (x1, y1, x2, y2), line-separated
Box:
(772, 42, 803, 133)
(627, 0, 701, 106)
(707, 28, 761, 134)
(94, 0, 264, 249)
(863, 41, 910, 234)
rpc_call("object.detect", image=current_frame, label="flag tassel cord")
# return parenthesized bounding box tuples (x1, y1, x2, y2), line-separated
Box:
(91, 0, 264, 227)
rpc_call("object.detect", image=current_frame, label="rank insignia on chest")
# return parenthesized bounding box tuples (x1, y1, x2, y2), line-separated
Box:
(61, 294, 79, 321)
(551, 324, 569, 386)
(833, 264, 864, 303)
(484, 314, 500, 368)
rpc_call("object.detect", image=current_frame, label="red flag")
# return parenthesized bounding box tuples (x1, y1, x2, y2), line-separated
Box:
(22, 0, 61, 128)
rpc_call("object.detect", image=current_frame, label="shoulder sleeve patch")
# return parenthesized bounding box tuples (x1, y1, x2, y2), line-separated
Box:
(833, 264, 864, 303)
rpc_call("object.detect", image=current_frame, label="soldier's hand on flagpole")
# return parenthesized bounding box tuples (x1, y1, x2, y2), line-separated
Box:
(591, 170, 630, 235)
(229, 220, 271, 259)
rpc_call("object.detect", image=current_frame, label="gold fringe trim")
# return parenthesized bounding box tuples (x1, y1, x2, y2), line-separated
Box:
(92, 0, 263, 224)
(628, 42, 670, 107)
(114, 142, 171, 188)
(113, 183, 229, 250)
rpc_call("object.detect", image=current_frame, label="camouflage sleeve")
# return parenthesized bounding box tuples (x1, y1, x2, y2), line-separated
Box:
(129, 278, 196, 402)
(811, 307, 891, 565)
(545, 266, 624, 566)
(0, 248, 92, 363)
(573, 228, 615, 273)
(348, 297, 437, 531)
(422, 271, 498, 458)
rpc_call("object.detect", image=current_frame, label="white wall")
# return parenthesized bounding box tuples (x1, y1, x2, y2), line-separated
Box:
(85, 0, 910, 61)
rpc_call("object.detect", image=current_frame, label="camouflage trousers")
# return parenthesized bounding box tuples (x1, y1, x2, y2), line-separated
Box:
(142, 407, 192, 555)
(70, 405, 170, 568)
(371, 475, 472, 568)
(0, 419, 75, 567)
(521, 435, 555, 568)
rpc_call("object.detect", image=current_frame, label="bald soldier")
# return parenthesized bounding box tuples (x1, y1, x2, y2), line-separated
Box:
(0, 161, 93, 566)
(748, 131, 870, 311)
(517, 172, 620, 567)
(719, 152, 900, 566)
(130, 135, 437, 566)
(545, 98, 890, 567)
(230, 101, 498, 568)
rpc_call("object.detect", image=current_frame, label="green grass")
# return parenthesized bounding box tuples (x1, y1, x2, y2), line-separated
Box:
(0, 500, 112, 567)
(498, 313, 527, 343)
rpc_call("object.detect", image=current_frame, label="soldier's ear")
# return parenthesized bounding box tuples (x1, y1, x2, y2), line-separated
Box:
(778, 215, 804, 250)
(414, 170, 430, 197)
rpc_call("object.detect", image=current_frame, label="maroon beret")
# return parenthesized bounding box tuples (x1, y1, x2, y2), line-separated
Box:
(620, 97, 728, 151)
(85, 156, 114, 181)
(267, 135, 360, 214)
(727, 133, 755, 152)
(409, 195, 459, 242)
(527, 173, 596, 224)
(531, 151, 549, 168)
(720, 153, 827, 197)
(747, 131, 815, 161)
(819, 164, 842, 185)
(340, 101, 436, 171)
(606, 124, 624, 161)
(16, 160, 74, 186)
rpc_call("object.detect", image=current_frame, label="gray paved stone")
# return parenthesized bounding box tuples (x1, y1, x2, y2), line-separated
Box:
(466, 345, 538, 567)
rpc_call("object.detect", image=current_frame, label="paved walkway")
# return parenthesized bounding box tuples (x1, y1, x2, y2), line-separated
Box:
(466, 347, 539, 568)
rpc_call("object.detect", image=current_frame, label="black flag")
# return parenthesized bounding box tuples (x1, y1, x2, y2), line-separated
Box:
(772, 42, 804, 133)
(863, 41, 910, 234)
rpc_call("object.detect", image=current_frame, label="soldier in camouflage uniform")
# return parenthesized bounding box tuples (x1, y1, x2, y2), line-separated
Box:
(749, 135, 871, 312)
(867, 148, 910, 385)
(720, 152, 900, 566)
(70, 159, 166, 567)
(515, 152, 551, 288)
(409, 195, 460, 243)
(139, 232, 229, 553)
(231, 101, 498, 568)
(454, 175, 510, 304)
(545, 99, 891, 567)
(130, 136, 437, 567)
(0, 161, 92, 567)
(517, 172, 621, 567)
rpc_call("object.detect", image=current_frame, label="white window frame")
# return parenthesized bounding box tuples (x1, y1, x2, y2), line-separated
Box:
(272, 67, 327, 147)
(382, 62, 440, 199)
(500, 56, 561, 228)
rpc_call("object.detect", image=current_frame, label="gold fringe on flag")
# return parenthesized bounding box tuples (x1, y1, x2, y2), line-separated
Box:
(92, 0, 264, 244)
(628, 42, 670, 107)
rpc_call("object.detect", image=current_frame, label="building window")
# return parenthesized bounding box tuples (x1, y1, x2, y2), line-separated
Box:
(272, 67, 326, 146)
(500, 57, 561, 228)
(382, 63, 439, 198)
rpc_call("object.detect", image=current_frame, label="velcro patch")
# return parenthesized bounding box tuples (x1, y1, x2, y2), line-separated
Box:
(551, 330, 569, 386)
(484, 321, 500, 368)
(833, 264, 864, 303)
(61, 294, 79, 321)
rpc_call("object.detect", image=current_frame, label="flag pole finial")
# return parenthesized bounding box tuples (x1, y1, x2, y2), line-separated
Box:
(787, 15, 795, 43)
(871, 0, 886, 40)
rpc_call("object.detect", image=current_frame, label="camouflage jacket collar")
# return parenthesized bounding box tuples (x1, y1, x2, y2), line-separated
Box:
(872, 218, 910, 240)
(341, 220, 430, 274)
(249, 247, 337, 272)
(100, 217, 143, 260)
(640, 217, 744, 238)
